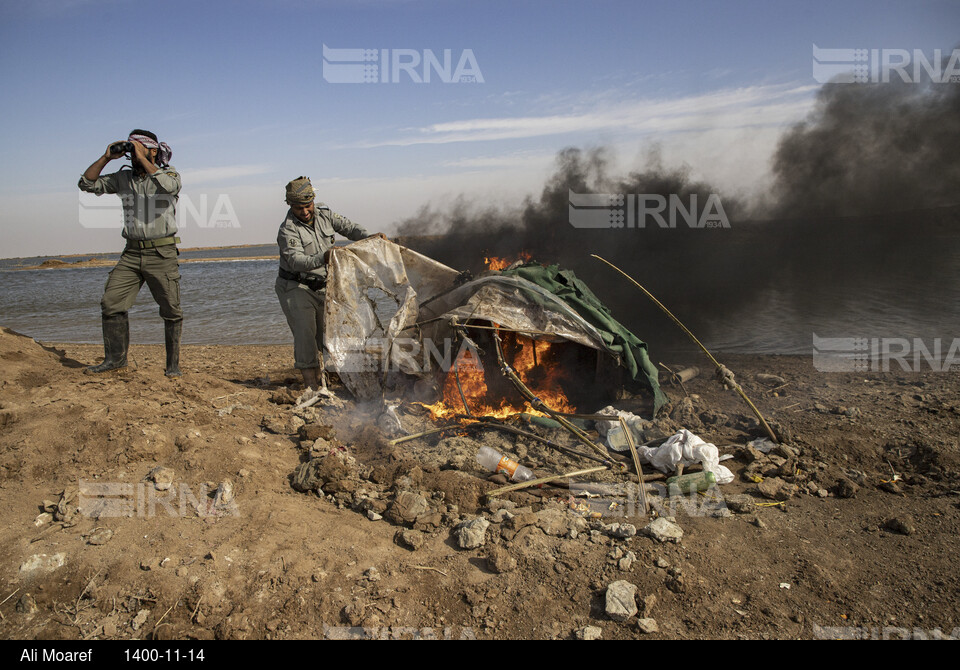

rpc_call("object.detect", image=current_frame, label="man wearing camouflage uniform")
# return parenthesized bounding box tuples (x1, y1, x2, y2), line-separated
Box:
(79, 130, 183, 377)
(276, 176, 381, 394)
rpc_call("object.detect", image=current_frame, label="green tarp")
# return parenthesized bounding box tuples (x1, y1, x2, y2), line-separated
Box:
(499, 262, 667, 414)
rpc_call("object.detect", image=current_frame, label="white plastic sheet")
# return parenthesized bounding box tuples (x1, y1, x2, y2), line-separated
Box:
(324, 238, 461, 400)
(324, 238, 621, 400)
(637, 429, 735, 484)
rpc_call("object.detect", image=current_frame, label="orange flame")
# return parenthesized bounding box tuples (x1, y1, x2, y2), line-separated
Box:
(421, 332, 576, 421)
(484, 251, 532, 271)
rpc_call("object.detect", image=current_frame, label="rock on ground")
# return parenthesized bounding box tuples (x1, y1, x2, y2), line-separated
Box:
(637, 617, 659, 634)
(486, 545, 517, 574)
(455, 517, 490, 550)
(643, 518, 684, 543)
(576, 625, 603, 640)
(605, 580, 638, 622)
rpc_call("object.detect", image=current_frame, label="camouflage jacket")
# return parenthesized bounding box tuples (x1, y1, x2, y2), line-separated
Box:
(78, 166, 181, 241)
(277, 204, 369, 282)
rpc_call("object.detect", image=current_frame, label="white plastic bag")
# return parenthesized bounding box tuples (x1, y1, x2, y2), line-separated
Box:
(636, 429, 734, 484)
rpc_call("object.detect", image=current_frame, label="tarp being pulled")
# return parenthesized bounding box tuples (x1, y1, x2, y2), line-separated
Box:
(324, 238, 665, 414)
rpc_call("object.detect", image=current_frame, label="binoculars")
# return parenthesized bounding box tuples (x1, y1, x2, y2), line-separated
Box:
(110, 141, 135, 155)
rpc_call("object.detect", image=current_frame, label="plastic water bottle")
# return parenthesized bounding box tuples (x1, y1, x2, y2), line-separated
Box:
(476, 446, 535, 482)
(666, 470, 717, 495)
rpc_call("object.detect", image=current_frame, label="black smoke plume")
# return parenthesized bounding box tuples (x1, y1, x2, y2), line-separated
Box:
(395, 79, 960, 355)
(770, 78, 960, 219)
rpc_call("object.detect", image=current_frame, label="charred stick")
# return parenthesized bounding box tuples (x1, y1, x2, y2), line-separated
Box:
(491, 329, 610, 460)
(454, 361, 473, 418)
(389, 425, 462, 445)
(473, 419, 619, 468)
(485, 466, 610, 497)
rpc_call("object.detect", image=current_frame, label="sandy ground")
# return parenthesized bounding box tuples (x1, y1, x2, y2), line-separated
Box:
(1, 326, 958, 640)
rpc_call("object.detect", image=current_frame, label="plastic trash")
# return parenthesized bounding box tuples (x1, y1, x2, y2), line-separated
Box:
(377, 403, 403, 434)
(635, 429, 735, 485)
(747, 437, 775, 453)
(666, 470, 717, 495)
(595, 407, 656, 452)
(476, 446, 535, 482)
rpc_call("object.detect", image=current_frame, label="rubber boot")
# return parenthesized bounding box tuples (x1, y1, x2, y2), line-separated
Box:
(164, 320, 182, 377)
(86, 313, 129, 373)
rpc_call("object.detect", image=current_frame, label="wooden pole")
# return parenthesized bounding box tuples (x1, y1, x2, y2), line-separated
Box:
(619, 416, 650, 515)
(485, 466, 609, 497)
(591, 254, 779, 444)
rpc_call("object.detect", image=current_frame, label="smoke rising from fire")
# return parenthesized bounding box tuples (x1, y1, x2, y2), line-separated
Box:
(769, 79, 960, 219)
(395, 81, 960, 354)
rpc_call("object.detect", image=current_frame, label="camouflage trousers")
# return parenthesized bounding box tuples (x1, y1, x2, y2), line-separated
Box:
(100, 245, 182, 321)
(275, 276, 326, 370)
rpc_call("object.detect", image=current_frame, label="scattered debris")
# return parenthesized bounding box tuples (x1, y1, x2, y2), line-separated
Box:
(486, 545, 518, 574)
(884, 517, 916, 536)
(131, 609, 150, 631)
(606, 522, 637, 539)
(213, 480, 235, 510)
(636, 617, 659, 634)
(86, 528, 114, 546)
(386, 492, 431, 526)
(16, 593, 39, 616)
(836, 477, 860, 499)
(396, 529, 425, 551)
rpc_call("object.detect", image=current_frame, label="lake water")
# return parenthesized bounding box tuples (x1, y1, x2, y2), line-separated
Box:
(1, 256, 291, 345)
(2, 237, 958, 356)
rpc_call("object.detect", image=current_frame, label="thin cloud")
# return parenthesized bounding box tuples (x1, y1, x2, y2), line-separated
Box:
(441, 151, 556, 170)
(352, 84, 817, 148)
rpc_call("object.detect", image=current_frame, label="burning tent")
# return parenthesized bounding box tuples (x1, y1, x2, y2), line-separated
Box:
(324, 238, 666, 419)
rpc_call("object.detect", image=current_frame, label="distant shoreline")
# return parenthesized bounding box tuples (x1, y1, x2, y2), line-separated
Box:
(1, 242, 276, 263)
(6, 236, 431, 270)
(16, 254, 280, 270)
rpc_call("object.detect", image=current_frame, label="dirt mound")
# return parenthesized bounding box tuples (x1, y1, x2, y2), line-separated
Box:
(1, 333, 958, 640)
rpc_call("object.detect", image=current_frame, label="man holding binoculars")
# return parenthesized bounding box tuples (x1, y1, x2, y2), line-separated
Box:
(79, 129, 183, 377)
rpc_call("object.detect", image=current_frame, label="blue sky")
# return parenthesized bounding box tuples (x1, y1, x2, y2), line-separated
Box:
(1, 0, 957, 256)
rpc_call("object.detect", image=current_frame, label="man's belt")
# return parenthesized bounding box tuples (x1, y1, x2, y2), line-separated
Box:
(279, 268, 326, 290)
(129, 236, 181, 249)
